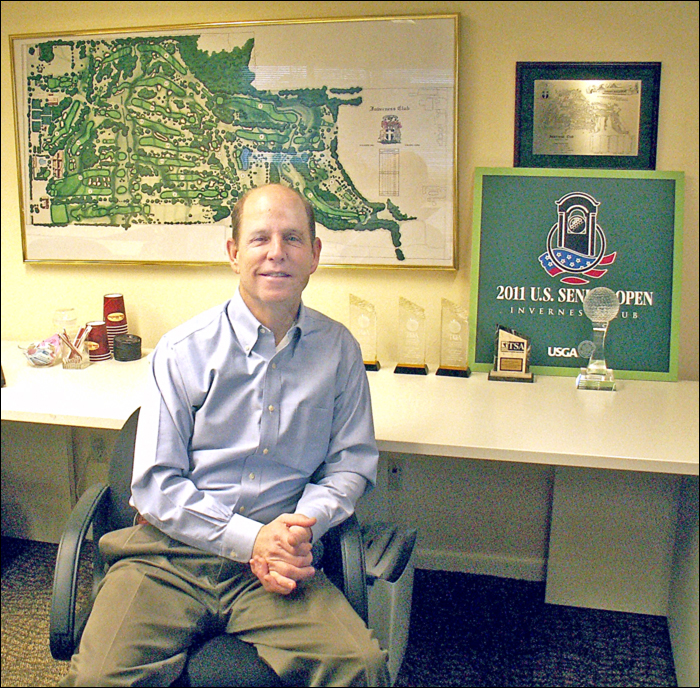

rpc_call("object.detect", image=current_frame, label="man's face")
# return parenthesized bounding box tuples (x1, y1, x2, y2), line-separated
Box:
(227, 185, 321, 316)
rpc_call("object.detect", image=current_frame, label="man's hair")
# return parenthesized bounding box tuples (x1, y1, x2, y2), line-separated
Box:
(230, 184, 316, 243)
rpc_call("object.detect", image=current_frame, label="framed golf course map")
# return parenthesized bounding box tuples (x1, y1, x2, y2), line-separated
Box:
(11, 15, 458, 267)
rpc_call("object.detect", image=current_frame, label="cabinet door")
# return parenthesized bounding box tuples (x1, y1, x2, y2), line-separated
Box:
(546, 465, 678, 616)
(1, 421, 74, 543)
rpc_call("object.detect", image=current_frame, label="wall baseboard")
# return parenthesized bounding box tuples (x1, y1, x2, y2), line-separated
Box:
(414, 548, 547, 582)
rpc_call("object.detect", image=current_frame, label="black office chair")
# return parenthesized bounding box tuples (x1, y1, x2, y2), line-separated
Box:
(50, 408, 369, 687)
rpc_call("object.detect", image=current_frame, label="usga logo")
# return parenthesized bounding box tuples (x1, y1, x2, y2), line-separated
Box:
(548, 346, 582, 358)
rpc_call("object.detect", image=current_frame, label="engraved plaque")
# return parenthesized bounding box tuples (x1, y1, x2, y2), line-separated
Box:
(349, 294, 380, 371)
(436, 299, 470, 377)
(533, 79, 641, 157)
(395, 297, 428, 375)
(488, 325, 534, 383)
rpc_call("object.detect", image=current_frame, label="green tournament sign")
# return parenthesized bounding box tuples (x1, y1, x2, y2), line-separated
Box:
(469, 168, 684, 380)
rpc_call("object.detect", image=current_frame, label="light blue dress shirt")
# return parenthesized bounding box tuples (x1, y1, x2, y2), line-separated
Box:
(131, 289, 378, 563)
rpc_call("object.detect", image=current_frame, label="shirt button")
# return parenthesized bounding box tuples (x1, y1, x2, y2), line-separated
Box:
(239, 506, 246, 514)
(263, 448, 269, 455)
(268, 405, 275, 412)
(248, 473, 256, 481)
(271, 363, 277, 369)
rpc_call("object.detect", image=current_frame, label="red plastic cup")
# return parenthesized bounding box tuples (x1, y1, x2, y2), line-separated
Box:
(86, 321, 112, 361)
(104, 293, 128, 350)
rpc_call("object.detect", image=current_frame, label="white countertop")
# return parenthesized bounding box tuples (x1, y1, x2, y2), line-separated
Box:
(1, 340, 151, 429)
(2, 341, 697, 475)
(366, 366, 698, 475)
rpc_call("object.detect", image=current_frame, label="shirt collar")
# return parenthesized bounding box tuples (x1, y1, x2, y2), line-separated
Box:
(227, 288, 306, 356)
(295, 301, 311, 336)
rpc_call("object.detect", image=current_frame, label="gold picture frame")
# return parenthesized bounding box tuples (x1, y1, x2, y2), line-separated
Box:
(10, 14, 458, 268)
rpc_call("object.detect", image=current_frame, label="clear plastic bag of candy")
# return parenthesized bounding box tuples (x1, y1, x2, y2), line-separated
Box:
(21, 334, 63, 367)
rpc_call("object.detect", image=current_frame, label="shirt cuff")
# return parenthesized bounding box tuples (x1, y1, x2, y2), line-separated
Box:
(305, 511, 331, 545)
(221, 513, 264, 562)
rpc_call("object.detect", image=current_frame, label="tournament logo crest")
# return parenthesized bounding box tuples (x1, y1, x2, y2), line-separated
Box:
(538, 192, 616, 285)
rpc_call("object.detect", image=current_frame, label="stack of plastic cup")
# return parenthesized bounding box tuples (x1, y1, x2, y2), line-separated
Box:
(103, 293, 128, 351)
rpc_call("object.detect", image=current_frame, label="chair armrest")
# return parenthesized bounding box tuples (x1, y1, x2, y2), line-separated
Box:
(49, 482, 110, 660)
(324, 514, 368, 624)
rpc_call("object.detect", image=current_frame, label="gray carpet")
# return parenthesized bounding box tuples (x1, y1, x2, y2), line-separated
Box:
(1, 537, 677, 687)
(397, 569, 677, 687)
(2, 538, 73, 687)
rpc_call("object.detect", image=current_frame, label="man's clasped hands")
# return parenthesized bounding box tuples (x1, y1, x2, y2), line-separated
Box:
(250, 513, 317, 595)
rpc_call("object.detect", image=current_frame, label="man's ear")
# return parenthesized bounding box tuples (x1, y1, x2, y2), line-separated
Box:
(226, 238, 240, 273)
(310, 237, 322, 274)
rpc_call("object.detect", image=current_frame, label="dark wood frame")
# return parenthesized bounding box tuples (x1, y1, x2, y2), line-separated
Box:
(514, 62, 661, 170)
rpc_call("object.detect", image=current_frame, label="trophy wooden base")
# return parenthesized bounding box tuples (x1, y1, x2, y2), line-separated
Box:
(436, 366, 471, 378)
(364, 361, 381, 372)
(488, 369, 534, 383)
(394, 363, 429, 375)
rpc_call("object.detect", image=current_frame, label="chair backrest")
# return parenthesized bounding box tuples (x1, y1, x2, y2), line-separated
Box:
(105, 407, 140, 532)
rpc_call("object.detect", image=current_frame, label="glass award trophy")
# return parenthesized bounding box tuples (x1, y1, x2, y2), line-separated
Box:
(488, 325, 534, 382)
(349, 294, 380, 371)
(436, 299, 471, 377)
(576, 287, 620, 391)
(395, 297, 429, 375)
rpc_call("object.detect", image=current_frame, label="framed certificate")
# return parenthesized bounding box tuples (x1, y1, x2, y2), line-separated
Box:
(514, 62, 661, 170)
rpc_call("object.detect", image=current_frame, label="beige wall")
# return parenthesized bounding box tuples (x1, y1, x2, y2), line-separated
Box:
(1, 1, 698, 576)
(2, 1, 698, 379)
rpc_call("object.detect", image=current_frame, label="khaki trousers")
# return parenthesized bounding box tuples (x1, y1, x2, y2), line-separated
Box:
(59, 524, 389, 687)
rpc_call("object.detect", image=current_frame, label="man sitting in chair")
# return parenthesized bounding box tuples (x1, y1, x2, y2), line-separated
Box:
(60, 184, 389, 687)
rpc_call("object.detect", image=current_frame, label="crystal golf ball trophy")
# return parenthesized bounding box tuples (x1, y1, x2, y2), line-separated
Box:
(576, 287, 620, 391)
